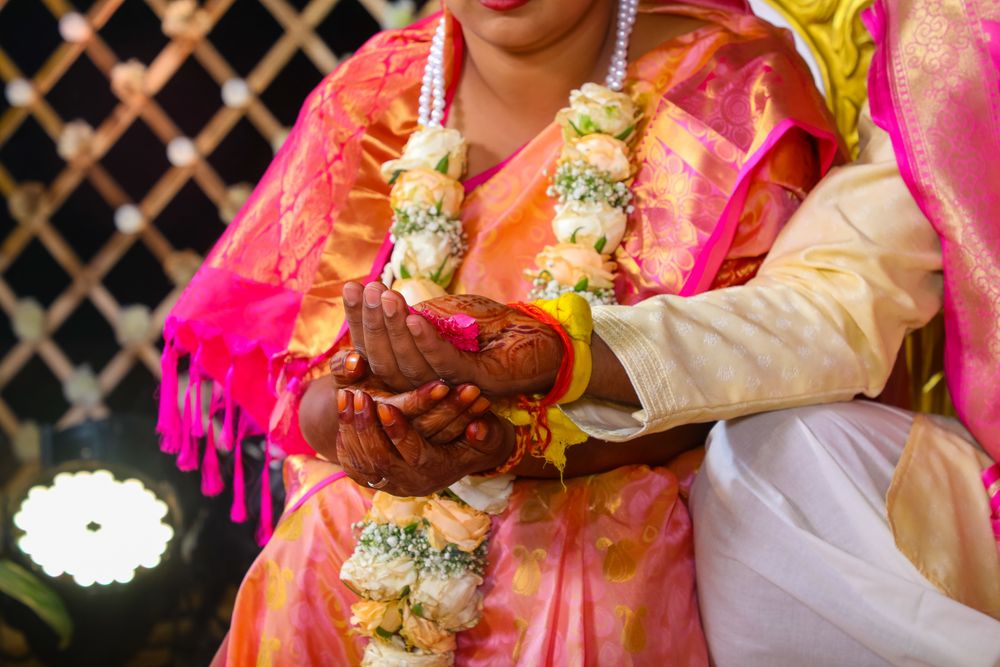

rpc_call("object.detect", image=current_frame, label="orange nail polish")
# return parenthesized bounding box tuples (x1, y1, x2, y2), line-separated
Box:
(471, 396, 491, 414)
(354, 392, 366, 411)
(377, 403, 394, 426)
(459, 385, 481, 403)
(337, 390, 347, 411)
(430, 383, 449, 400)
(345, 351, 360, 372)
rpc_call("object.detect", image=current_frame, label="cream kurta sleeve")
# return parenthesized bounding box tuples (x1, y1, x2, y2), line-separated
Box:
(564, 108, 944, 441)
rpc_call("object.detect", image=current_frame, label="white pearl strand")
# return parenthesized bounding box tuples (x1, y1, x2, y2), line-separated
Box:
(418, 0, 639, 128)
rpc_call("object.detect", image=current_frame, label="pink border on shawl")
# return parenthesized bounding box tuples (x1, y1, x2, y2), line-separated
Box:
(679, 118, 839, 296)
(286, 470, 349, 515)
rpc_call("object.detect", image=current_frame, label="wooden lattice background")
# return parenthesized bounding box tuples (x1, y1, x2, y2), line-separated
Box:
(0, 0, 435, 449)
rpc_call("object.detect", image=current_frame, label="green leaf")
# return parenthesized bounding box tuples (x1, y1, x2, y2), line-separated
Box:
(403, 522, 419, 534)
(0, 560, 72, 649)
(411, 602, 425, 618)
(573, 277, 589, 292)
(614, 124, 635, 141)
(400, 585, 411, 597)
(434, 154, 450, 174)
(570, 226, 584, 244)
(578, 115, 598, 134)
(388, 169, 403, 186)
(399, 265, 411, 279)
(375, 626, 394, 639)
(594, 235, 607, 253)
(435, 199, 443, 214)
(567, 119, 585, 137)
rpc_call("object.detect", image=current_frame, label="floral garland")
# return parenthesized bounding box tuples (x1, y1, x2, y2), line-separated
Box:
(340, 491, 495, 666)
(344, 6, 643, 663)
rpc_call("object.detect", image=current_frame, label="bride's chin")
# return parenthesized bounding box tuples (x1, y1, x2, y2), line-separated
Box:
(446, 0, 605, 53)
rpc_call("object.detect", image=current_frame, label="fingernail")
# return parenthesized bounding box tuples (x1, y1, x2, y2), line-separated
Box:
(430, 383, 449, 400)
(471, 396, 491, 414)
(345, 351, 361, 373)
(343, 283, 359, 307)
(354, 391, 366, 412)
(381, 295, 398, 318)
(337, 389, 348, 411)
(406, 316, 422, 336)
(471, 421, 488, 442)
(377, 403, 394, 426)
(364, 286, 380, 308)
(459, 385, 481, 403)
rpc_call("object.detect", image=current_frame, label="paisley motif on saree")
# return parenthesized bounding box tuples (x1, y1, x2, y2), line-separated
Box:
(158, 5, 838, 542)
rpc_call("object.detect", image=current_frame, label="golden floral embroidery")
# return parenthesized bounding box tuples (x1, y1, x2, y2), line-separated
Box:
(512, 617, 530, 662)
(264, 559, 294, 610)
(273, 503, 312, 541)
(512, 546, 547, 597)
(596, 537, 639, 583)
(587, 474, 624, 517)
(256, 634, 281, 667)
(615, 605, 648, 654)
(642, 524, 659, 544)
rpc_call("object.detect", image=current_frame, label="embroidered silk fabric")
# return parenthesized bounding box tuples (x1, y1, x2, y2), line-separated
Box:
(221, 457, 704, 666)
(157, 2, 837, 543)
(209, 5, 839, 665)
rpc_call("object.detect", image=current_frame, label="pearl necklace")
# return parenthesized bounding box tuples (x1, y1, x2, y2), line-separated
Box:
(418, 0, 639, 127)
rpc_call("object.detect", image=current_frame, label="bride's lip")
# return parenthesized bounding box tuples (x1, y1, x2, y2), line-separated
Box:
(478, 0, 531, 11)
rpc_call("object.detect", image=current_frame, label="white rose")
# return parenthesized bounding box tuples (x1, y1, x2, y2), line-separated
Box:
(411, 573, 484, 632)
(381, 127, 468, 182)
(557, 83, 638, 141)
(340, 551, 417, 602)
(561, 134, 631, 181)
(552, 201, 627, 252)
(390, 278, 448, 305)
(390, 231, 461, 287)
(447, 474, 514, 515)
(532, 243, 617, 290)
(361, 639, 454, 667)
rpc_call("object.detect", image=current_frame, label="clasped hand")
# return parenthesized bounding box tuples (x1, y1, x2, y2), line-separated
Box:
(330, 281, 562, 495)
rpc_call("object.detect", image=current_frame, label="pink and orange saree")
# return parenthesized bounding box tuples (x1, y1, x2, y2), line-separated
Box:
(169, 4, 842, 665)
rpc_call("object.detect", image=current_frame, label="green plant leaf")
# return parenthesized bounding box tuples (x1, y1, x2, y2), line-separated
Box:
(411, 602, 425, 618)
(375, 626, 394, 639)
(614, 124, 635, 141)
(567, 119, 585, 136)
(388, 169, 403, 186)
(578, 115, 598, 134)
(594, 235, 607, 253)
(570, 226, 584, 244)
(434, 154, 450, 174)
(399, 265, 411, 279)
(573, 277, 589, 292)
(0, 560, 72, 649)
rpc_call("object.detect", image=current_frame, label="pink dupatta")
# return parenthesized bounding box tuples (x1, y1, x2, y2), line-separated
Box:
(864, 0, 1000, 536)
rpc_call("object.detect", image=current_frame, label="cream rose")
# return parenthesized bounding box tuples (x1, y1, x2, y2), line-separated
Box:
(411, 573, 484, 631)
(340, 551, 417, 601)
(447, 474, 514, 515)
(551, 201, 627, 252)
(402, 605, 457, 654)
(351, 599, 404, 637)
(389, 168, 464, 218)
(534, 243, 617, 289)
(361, 639, 454, 667)
(561, 134, 631, 181)
(422, 497, 491, 553)
(369, 492, 427, 528)
(556, 83, 638, 141)
(390, 278, 448, 306)
(381, 127, 468, 181)
(390, 231, 461, 287)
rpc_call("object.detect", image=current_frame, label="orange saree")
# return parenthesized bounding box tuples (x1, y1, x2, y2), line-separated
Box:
(203, 5, 840, 665)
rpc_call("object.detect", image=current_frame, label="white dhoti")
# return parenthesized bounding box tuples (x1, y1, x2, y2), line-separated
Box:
(691, 401, 1000, 667)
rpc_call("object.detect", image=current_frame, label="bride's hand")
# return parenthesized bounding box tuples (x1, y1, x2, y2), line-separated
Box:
(343, 281, 564, 396)
(336, 389, 514, 497)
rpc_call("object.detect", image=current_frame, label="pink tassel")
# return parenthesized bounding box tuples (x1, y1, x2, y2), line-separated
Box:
(157, 343, 182, 454)
(177, 375, 200, 471)
(256, 439, 274, 545)
(230, 413, 248, 523)
(220, 366, 235, 451)
(192, 371, 205, 438)
(201, 431, 223, 496)
(201, 385, 224, 496)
